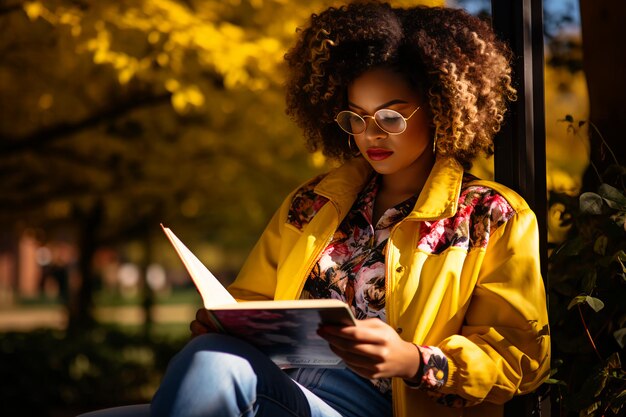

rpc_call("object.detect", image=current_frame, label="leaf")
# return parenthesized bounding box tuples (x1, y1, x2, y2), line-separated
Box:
(567, 295, 605, 312)
(611, 211, 626, 228)
(580, 192, 605, 215)
(581, 401, 600, 415)
(614, 329, 626, 349)
(567, 295, 587, 310)
(598, 183, 626, 209)
(582, 270, 597, 294)
(593, 373, 608, 397)
(557, 236, 586, 257)
(24, 1, 44, 21)
(614, 251, 626, 273)
(544, 378, 567, 386)
(611, 390, 626, 415)
(594, 236, 608, 256)
(602, 251, 626, 269)
(615, 250, 626, 262)
(606, 352, 621, 370)
(572, 368, 611, 412)
(585, 296, 605, 312)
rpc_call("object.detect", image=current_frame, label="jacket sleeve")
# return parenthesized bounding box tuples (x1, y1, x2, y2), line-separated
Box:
(226, 188, 296, 301)
(436, 208, 551, 405)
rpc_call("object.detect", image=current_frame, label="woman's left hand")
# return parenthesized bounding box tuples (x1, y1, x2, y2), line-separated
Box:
(318, 318, 421, 380)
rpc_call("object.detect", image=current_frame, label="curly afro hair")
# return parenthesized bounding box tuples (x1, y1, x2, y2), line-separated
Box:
(284, 0, 516, 169)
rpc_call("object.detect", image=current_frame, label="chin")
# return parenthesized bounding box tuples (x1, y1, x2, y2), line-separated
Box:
(366, 161, 402, 176)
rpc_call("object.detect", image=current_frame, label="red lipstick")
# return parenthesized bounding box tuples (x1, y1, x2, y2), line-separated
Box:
(366, 148, 394, 161)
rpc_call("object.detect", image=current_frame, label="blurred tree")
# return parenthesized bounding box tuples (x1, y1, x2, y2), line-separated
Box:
(579, 0, 625, 190)
(0, 0, 440, 330)
(0, 0, 321, 329)
(542, 0, 626, 190)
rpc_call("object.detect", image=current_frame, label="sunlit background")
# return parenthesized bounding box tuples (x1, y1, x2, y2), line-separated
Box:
(1, 0, 622, 416)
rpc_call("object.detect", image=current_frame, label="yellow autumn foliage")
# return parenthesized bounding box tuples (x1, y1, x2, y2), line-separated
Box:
(22, 0, 443, 101)
(2, 0, 590, 255)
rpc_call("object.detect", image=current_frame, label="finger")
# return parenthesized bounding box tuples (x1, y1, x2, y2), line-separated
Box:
(318, 325, 384, 344)
(344, 362, 385, 380)
(328, 341, 382, 364)
(333, 342, 390, 363)
(322, 332, 369, 352)
(190, 319, 209, 337)
(195, 308, 212, 324)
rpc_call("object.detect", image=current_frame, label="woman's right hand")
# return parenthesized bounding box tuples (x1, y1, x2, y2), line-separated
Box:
(190, 308, 215, 337)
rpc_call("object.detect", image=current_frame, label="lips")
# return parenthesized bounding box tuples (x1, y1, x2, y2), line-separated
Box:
(366, 148, 394, 161)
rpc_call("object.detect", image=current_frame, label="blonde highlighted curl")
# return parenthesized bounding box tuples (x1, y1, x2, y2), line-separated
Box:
(284, 1, 516, 169)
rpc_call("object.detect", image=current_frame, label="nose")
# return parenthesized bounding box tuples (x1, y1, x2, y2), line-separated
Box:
(362, 116, 387, 140)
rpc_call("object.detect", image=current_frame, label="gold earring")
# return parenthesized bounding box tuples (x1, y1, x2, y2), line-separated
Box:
(348, 135, 361, 157)
(432, 137, 437, 154)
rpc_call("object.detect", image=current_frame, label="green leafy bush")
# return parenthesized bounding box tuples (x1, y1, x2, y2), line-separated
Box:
(547, 117, 626, 416)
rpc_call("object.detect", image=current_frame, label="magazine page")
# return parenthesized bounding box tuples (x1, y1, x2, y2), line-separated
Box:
(211, 306, 352, 368)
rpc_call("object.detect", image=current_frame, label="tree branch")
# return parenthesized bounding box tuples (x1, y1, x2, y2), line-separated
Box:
(0, 3, 23, 16)
(0, 92, 172, 154)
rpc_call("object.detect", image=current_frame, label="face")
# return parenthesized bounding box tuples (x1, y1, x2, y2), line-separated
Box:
(346, 67, 434, 178)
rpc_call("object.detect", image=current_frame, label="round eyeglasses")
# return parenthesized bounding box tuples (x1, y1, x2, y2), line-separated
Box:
(335, 107, 421, 135)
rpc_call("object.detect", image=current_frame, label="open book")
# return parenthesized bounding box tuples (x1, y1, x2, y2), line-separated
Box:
(161, 224, 356, 368)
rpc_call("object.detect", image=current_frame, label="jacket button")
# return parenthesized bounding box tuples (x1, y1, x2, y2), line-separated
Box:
(395, 266, 404, 273)
(396, 327, 403, 334)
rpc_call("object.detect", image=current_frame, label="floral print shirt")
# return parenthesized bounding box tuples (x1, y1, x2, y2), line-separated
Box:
(300, 174, 416, 320)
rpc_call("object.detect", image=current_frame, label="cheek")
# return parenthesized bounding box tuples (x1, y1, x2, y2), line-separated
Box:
(353, 134, 368, 150)
(405, 121, 432, 148)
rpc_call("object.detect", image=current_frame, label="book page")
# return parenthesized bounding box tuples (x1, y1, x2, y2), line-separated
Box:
(161, 224, 236, 308)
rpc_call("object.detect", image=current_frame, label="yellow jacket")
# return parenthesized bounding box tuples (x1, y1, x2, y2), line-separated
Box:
(228, 157, 550, 417)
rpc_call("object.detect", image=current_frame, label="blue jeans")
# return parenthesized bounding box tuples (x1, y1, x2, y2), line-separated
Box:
(150, 334, 392, 417)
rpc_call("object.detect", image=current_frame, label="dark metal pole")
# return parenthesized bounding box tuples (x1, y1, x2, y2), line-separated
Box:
(491, 0, 547, 278)
(490, 1, 549, 416)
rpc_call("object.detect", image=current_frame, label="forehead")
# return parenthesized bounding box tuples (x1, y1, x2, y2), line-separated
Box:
(347, 67, 420, 107)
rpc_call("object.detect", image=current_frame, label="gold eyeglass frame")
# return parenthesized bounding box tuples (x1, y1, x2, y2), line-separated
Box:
(334, 106, 421, 135)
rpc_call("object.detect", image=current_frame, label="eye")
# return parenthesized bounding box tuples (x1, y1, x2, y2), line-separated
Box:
(336, 111, 366, 134)
(379, 114, 401, 122)
(375, 109, 405, 132)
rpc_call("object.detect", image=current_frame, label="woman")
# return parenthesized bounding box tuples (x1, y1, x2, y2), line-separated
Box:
(151, 2, 550, 417)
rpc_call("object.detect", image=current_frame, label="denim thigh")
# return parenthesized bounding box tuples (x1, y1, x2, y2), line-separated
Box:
(151, 334, 350, 417)
(286, 368, 392, 417)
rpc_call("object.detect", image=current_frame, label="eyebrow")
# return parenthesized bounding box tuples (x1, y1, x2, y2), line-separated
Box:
(348, 99, 410, 111)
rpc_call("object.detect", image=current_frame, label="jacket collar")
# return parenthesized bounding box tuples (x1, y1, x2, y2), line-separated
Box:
(314, 156, 464, 221)
(314, 157, 373, 219)
(406, 157, 464, 220)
